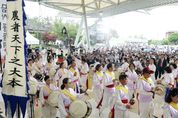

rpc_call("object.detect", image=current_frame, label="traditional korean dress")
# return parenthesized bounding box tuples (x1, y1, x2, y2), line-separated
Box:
(137, 76, 155, 118)
(92, 71, 104, 104)
(68, 67, 80, 93)
(126, 69, 138, 99)
(162, 102, 178, 118)
(80, 62, 89, 89)
(100, 70, 115, 118)
(39, 84, 58, 118)
(114, 85, 130, 118)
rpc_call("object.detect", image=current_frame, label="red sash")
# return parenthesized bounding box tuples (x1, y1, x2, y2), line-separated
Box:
(81, 72, 87, 75)
(44, 96, 48, 100)
(65, 105, 70, 109)
(106, 84, 115, 88)
(121, 99, 128, 104)
(72, 79, 78, 84)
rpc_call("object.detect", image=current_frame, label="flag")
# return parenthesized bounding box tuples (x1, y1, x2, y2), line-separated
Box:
(1, 0, 29, 117)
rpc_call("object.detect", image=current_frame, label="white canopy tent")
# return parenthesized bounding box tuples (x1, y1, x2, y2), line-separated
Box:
(26, 31, 40, 45)
(27, 0, 178, 49)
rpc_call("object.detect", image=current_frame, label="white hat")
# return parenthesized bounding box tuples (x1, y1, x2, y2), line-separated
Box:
(69, 100, 92, 118)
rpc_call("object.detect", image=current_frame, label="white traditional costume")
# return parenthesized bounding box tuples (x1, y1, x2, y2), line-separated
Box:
(126, 69, 138, 98)
(114, 85, 131, 118)
(55, 68, 70, 88)
(148, 64, 156, 83)
(80, 62, 89, 89)
(162, 102, 178, 118)
(39, 84, 58, 118)
(68, 67, 81, 93)
(100, 70, 115, 118)
(137, 76, 155, 118)
(92, 71, 104, 104)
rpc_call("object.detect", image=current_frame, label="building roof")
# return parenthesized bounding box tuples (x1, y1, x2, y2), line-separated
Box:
(28, 0, 178, 17)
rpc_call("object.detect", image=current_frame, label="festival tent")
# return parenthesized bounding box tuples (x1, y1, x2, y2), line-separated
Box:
(26, 31, 40, 44)
(28, 0, 178, 49)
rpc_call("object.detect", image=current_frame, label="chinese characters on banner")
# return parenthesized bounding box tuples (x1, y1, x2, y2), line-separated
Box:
(0, 0, 7, 49)
(2, 0, 27, 97)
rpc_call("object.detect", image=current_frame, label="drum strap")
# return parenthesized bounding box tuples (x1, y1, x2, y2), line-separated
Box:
(61, 89, 77, 101)
(83, 101, 92, 118)
(169, 102, 178, 110)
(116, 85, 128, 94)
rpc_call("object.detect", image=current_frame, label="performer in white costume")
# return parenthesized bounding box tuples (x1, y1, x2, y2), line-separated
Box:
(157, 66, 174, 100)
(68, 60, 81, 93)
(59, 78, 84, 118)
(148, 58, 156, 83)
(137, 67, 156, 118)
(163, 88, 178, 118)
(55, 62, 70, 88)
(39, 75, 58, 118)
(114, 74, 135, 118)
(100, 63, 116, 118)
(79, 58, 89, 89)
(125, 63, 138, 99)
(121, 58, 129, 72)
(92, 64, 104, 104)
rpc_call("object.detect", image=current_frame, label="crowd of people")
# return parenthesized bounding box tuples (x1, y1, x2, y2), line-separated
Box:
(1, 44, 178, 118)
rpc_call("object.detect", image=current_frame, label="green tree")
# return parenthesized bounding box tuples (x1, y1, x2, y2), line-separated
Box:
(51, 18, 79, 41)
(168, 33, 178, 44)
(148, 39, 162, 45)
(162, 39, 169, 45)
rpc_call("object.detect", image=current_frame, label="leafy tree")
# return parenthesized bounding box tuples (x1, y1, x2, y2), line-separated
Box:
(51, 18, 79, 41)
(42, 32, 57, 43)
(168, 33, 178, 44)
(162, 39, 169, 45)
(148, 39, 162, 45)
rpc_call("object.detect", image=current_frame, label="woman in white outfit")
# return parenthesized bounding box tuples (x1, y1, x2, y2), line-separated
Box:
(148, 58, 156, 83)
(92, 64, 104, 105)
(162, 88, 178, 118)
(157, 66, 174, 100)
(125, 63, 138, 99)
(40, 75, 58, 118)
(137, 67, 155, 118)
(55, 62, 70, 88)
(60, 78, 84, 118)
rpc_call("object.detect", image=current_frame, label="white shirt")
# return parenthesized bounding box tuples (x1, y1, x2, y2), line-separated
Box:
(137, 77, 155, 102)
(162, 73, 174, 86)
(80, 63, 89, 74)
(163, 103, 178, 118)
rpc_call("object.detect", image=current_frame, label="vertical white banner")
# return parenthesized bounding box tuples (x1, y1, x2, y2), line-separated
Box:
(2, 0, 27, 97)
(0, 0, 7, 49)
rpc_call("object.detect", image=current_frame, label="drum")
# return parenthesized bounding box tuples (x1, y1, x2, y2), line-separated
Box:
(29, 79, 38, 95)
(81, 90, 95, 101)
(155, 84, 165, 97)
(47, 91, 59, 107)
